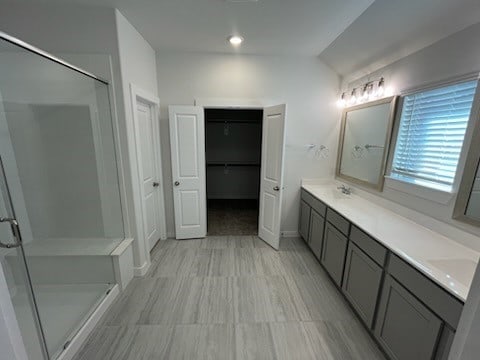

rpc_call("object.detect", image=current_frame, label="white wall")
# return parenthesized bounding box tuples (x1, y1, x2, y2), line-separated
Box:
(6, 103, 104, 239)
(156, 52, 340, 236)
(339, 21, 480, 245)
(115, 9, 159, 273)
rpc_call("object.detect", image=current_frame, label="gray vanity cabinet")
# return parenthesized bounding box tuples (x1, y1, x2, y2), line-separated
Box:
(321, 222, 348, 286)
(308, 209, 325, 259)
(298, 189, 463, 360)
(342, 242, 383, 328)
(435, 326, 455, 360)
(374, 275, 443, 360)
(299, 200, 311, 241)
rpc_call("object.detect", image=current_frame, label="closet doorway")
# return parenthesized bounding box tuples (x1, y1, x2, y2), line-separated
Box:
(169, 104, 286, 249)
(205, 109, 262, 236)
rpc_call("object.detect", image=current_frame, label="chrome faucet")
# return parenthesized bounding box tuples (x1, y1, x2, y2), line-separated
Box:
(337, 184, 352, 195)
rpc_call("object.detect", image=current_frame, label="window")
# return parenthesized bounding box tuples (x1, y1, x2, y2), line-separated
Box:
(391, 79, 478, 191)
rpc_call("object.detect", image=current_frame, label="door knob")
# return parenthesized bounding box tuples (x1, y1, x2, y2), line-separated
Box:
(273, 186, 280, 191)
(153, 182, 160, 187)
(174, 181, 180, 186)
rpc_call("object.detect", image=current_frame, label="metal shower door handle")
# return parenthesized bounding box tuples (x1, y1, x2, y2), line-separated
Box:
(0, 217, 22, 248)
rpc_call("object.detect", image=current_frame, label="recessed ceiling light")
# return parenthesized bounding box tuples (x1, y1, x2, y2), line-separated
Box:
(227, 35, 244, 46)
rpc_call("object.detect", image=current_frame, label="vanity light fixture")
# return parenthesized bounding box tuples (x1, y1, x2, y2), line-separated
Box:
(337, 77, 394, 108)
(227, 35, 244, 46)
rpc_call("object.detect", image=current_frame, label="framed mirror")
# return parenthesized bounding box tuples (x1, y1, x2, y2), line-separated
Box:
(453, 110, 480, 226)
(336, 96, 398, 190)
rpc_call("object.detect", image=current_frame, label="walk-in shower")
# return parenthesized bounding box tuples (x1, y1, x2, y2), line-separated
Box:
(0, 33, 126, 359)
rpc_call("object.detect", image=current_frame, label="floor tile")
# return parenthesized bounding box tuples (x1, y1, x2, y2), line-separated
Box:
(302, 321, 386, 360)
(235, 323, 276, 360)
(165, 324, 235, 360)
(74, 236, 386, 360)
(75, 325, 173, 360)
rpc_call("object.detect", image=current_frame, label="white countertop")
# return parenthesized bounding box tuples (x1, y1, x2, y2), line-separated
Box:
(302, 183, 480, 302)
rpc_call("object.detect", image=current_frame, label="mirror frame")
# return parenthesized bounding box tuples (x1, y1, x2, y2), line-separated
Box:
(336, 95, 398, 191)
(453, 100, 480, 226)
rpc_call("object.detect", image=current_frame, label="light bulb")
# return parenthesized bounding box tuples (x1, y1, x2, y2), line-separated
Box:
(368, 83, 376, 101)
(227, 35, 244, 46)
(349, 89, 357, 105)
(336, 93, 346, 108)
(362, 84, 369, 101)
(377, 77, 385, 97)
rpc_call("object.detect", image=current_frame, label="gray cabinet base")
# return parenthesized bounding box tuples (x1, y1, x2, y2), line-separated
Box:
(374, 275, 442, 360)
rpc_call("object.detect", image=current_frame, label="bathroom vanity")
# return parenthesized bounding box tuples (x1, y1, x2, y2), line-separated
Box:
(299, 183, 479, 360)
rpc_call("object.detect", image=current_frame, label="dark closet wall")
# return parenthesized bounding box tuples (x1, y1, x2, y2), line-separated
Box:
(205, 109, 263, 200)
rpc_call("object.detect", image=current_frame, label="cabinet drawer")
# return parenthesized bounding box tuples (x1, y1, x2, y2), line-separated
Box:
(375, 275, 443, 360)
(301, 189, 326, 217)
(342, 242, 383, 328)
(309, 209, 325, 259)
(299, 200, 311, 241)
(321, 222, 348, 287)
(326, 208, 350, 236)
(350, 225, 387, 267)
(388, 254, 463, 329)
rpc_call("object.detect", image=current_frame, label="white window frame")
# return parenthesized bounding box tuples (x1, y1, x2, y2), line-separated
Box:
(385, 73, 480, 204)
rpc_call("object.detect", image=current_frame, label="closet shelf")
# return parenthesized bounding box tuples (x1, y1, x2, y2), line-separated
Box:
(207, 161, 260, 166)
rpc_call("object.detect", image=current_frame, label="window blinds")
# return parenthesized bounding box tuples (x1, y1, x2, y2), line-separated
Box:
(391, 79, 478, 188)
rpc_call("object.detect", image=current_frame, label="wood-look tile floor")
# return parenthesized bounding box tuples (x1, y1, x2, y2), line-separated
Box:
(74, 236, 386, 360)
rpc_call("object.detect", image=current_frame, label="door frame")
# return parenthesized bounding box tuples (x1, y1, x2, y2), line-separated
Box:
(196, 98, 286, 243)
(130, 84, 167, 257)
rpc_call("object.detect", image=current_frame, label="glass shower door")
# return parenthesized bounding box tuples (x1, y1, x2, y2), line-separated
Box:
(0, 156, 49, 360)
(0, 32, 125, 359)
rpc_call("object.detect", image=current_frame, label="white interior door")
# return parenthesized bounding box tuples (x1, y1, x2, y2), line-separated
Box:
(258, 104, 286, 250)
(169, 106, 206, 239)
(134, 99, 164, 250)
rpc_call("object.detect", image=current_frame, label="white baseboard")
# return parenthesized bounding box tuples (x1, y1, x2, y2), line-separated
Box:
(57, 285, 120, 360)
(281, 230, 300, 238)
(167, 231, 175, 239)
(133, 260, 150, 277)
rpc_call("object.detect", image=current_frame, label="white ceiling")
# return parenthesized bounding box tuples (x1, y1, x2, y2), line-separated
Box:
(1, 0, 479, 74)
(319, 0, 480, 77)
(0, 0, 375, 55)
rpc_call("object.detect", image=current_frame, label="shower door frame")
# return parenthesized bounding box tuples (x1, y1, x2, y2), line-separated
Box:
(0, 31, 115, 360)
(0, 154, 50, 360)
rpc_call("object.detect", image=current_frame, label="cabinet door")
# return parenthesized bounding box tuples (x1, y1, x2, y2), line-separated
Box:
(321, 222, 348, 287)
(375, 275, 442, 360)
(342, 242, 383, 328)
(299, 200, 311, 241)
(308, 210, 324, 259)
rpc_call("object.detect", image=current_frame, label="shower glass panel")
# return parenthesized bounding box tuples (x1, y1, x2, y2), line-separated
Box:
(0, 35, 124, 359)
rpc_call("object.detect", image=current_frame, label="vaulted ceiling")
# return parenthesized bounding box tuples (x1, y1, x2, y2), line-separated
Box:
(319, 0, 480, 76)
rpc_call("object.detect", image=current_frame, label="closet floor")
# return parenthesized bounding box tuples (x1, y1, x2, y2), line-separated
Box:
(73, 236, 386, 360)
(207, 200, 258, 235)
